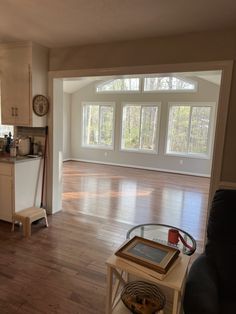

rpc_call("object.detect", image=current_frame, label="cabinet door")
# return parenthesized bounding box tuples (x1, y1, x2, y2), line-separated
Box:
(14, 64, 31, 126)
(15, 159, 42, 211)
(0, 175, 13, 222)
(1, 45, 31, 126)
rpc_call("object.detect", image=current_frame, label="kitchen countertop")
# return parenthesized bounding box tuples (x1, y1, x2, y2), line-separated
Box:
(0, 153, 42, 163)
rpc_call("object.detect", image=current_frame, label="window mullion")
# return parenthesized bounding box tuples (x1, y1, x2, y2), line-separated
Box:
(86, 105, 90, 146)
(152, 107, 158, 150)
(98, 105, 102, 145)
(84, 106, 87, 145)
(187, 106, 193, 154)
(140, 77, 144, 92)
(139, 106, 143, 149)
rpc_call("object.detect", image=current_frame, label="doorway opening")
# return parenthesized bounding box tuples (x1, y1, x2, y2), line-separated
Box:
(49, 61, 232, 253)
(63, 71, 220, 177)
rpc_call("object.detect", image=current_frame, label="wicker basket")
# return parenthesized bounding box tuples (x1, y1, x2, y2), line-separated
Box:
(121, 281, 166, 314)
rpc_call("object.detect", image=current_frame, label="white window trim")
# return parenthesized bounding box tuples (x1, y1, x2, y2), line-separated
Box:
(120, 102, 161, 154)
(143, 75, 198, 93)
(165, 102, 216, 159)
(81, 101, 115, 150)
(95, 78, 141, 94)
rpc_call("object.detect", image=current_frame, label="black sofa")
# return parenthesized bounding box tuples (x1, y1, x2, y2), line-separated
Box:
(183, 189, 236, 314)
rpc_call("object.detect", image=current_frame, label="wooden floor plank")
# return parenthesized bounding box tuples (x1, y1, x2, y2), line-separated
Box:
(0, 161, 210, 313)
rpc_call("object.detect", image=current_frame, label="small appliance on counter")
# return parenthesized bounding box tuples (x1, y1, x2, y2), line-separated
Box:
(17, 137, 31, 156)
(10, 144, 17, 157)
(32, 142, 39, 155)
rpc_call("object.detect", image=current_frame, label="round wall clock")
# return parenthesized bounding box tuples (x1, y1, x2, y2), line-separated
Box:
(33, 95, 49, 116)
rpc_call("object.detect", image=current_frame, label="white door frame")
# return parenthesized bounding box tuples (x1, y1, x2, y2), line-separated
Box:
(47, 60, 233, 216)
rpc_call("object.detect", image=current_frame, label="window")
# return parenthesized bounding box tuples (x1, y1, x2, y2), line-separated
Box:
(82, 102, 115, 149)
(166, 103, 214, 157)
(121, 103, 160, 153)
(96, 78, 140, 92)
(0, 124, 14, 138)
(0, 105, 14, 138)
(144, 76, 197, 92)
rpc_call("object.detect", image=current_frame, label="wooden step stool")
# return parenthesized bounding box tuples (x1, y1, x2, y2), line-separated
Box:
(12, 207, 48, 237)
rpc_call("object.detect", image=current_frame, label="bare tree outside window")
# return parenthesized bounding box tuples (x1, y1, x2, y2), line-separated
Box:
(166, 104, 212, 156)
(144, 76, 196, 91)
(121, 104, 159, 152)
(0, 124, 14, 138)
(96, 78, 140, 92)
(83, 103, 114, 148)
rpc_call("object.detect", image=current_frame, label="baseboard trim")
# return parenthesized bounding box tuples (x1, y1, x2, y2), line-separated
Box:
(219, 181, 236, 189)
(69, 158, 210, 178)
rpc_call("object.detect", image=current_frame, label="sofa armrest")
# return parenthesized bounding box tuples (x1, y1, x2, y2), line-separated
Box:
(183, 254, 219, 314)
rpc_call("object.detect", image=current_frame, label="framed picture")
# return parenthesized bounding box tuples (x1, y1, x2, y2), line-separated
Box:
(115, 236, 180, 274)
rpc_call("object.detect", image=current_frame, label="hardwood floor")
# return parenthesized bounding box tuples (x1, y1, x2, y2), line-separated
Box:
(63, 161, 210, 242)
(0, 161, 210, 313)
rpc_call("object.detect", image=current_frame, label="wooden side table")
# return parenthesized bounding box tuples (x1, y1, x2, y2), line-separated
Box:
(106, 253, 191, 314)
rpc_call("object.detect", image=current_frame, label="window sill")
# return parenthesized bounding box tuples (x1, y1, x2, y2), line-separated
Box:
(165, 153, 210, 160)
(82, 145, 114, 151)
(120, 148, 158, 155)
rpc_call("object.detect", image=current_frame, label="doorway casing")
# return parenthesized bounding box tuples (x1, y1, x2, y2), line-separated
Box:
(47, 61, 233, 222)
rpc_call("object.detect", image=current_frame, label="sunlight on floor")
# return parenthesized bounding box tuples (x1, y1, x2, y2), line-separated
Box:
(62, 162, 210, 245)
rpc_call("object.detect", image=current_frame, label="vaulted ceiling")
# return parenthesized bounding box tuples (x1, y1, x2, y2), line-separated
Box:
(0, 0, 236, 48)
(63, 71, 222, 94)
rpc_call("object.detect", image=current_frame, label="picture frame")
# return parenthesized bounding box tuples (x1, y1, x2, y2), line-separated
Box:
(115, 236, 180, 274)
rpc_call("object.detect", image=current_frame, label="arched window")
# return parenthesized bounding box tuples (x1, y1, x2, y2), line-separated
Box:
(144, 76, 197, 92)
(96, 78, 140, 92)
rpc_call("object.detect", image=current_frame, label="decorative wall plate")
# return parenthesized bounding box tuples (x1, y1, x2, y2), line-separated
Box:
(33, 95, 49, 116)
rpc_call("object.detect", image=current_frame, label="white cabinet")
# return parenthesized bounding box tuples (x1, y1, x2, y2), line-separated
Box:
(0, 159, 43, 223)
(0, 41, 48, 127)
(0, 163, 13, 222)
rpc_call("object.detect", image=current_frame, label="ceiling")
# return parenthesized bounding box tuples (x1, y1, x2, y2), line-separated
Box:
(0, 1, 236, 48)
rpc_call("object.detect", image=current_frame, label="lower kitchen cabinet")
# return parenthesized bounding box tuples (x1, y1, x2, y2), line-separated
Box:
(0, 158, 42, 223)
(0, 167, 12, 222)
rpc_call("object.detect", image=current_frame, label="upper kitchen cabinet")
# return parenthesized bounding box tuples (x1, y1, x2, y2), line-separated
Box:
(0, 41, 48, 127)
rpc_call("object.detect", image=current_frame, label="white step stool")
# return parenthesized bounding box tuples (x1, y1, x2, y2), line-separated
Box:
(12, 207, 48, 237)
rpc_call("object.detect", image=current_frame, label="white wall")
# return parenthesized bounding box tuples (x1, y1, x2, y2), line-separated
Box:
(63, 92, 71, 160)
(67, 77, 219, 176)
(52, 78, 64, 213)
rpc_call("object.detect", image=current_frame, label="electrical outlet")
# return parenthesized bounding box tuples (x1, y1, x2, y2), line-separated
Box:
(179, 159, 183, 165)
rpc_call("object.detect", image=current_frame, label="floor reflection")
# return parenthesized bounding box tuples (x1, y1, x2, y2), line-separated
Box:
(62, 162, 210, 244)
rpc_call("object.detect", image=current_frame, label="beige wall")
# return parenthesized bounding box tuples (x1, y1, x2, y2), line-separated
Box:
(50, 29, 236, 183)
(50, 31, 236, 71)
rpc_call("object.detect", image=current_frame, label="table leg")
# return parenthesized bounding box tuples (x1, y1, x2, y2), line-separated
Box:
(183, 234, 188, 254)
(106, 265, 113, 314)
(141, 226, 144, 237)
(172, 290, 181, 314)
